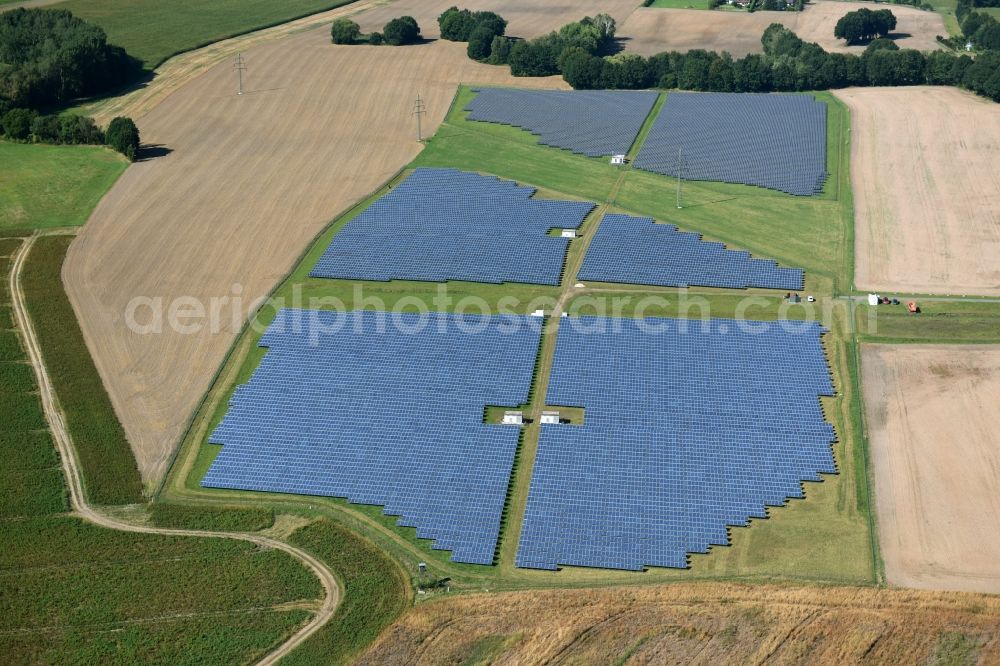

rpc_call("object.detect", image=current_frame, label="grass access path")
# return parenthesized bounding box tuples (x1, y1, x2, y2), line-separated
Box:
(0, 142, 127, 232)
(166, 86, 877, 596)
(51, 0, 357, 68)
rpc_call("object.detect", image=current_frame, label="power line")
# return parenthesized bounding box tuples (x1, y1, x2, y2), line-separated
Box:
(233, 53, 247, 95)
(412, 94, 425, 141)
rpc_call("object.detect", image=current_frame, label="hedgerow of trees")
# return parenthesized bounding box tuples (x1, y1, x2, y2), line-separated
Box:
(437, 7, 509, 62)
(331, 16, 420, 46)
(834, 8, 897, 45)
(554, 23, 999, 102)
(0, 8, 140, 110)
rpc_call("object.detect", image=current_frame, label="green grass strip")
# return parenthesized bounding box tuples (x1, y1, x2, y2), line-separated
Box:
(283, 518, 410, 666)
(21, 235, 144, 504)
(53, 0, 358, 68)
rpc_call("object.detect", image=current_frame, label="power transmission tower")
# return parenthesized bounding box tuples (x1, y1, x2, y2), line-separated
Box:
(675, 148, 684, 209)
(233, 53, 247, 95)
(412, 94, 426, 141)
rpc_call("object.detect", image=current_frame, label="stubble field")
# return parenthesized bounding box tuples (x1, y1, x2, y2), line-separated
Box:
(862, 344, 1000, 594)
(618, 1, 945, 56)
(839, 86, 1000, 296)
(359, 582, 1000, 664)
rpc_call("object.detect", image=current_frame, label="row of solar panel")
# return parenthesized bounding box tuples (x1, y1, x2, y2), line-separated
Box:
(579, 213, 803, 290)
(310, 168, 594, 286)
(633, 92, 828, 196)
(465, 88, 660, 157)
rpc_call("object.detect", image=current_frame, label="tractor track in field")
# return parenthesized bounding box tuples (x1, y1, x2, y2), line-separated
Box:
(9, 231, 341, 666)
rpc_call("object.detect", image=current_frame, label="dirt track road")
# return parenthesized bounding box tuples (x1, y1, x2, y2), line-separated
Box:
(10, 233, 340, 666)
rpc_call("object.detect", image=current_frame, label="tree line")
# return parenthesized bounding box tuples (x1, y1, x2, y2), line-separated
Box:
(559, 24, 999, 102)
(0, 9, 141, 160)
(437, 9, 618, 76)
(331, 16, 421, 46)
(437, 5, 999, 104)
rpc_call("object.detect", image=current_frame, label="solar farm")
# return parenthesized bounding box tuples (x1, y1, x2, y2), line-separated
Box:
(205, 310, 837, 571)
(186, 85, 870, 582)
(465, 88, 660, 157)
(13, 0, 1000, 660)
(635, 92, 827, 196)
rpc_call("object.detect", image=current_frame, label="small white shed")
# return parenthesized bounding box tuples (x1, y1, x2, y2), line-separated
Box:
(540, 411, 560, 424)
(502, 411, 523, 425)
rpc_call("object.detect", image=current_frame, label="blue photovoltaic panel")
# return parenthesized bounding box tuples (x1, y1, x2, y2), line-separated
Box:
(516, 317, 836, 571)
(202, 309, 542, 565)
(465, 88, 660, 157)
(310, 168, 595, 286)
(579, 213, 804, 290)
(633, 92, 827, 196)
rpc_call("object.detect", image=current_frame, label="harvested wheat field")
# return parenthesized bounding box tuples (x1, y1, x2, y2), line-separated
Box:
(359, 582, 1000, 664)
(839, 87, 1000, 296)
(64, 27, 570, 485)
(618, 1, 944, 57)
(862, 344, 1000, 593)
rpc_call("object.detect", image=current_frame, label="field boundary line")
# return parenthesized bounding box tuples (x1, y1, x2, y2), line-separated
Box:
(9, 232, 341, 666)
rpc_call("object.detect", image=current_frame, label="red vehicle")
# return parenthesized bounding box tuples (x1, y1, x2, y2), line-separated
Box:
(907, 301, 919, 313)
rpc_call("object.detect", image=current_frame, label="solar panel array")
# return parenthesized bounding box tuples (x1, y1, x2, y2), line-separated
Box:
(516, 317, 836, 571)
(202, 309, 542, 565)
(310, 168, 595, 286)
(633, 92, 828, 196)
(579, 213, 804, 290)
(465, 88, 660, 157)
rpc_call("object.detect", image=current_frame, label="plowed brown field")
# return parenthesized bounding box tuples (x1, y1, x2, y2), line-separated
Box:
(359, 582, 1000, 664)
(619, 1, 945, 57)
(862, 344, 1000, 594)
(64, 27, 568, 485)
(838, 86, 1000, 296)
